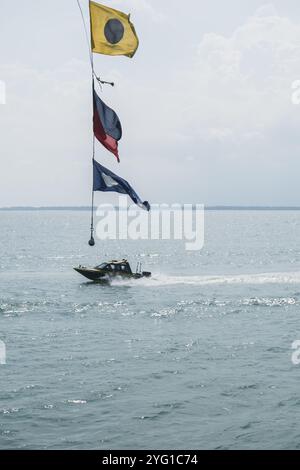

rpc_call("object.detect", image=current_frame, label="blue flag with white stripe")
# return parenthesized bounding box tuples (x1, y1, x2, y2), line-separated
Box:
(93, 160, 150, 211)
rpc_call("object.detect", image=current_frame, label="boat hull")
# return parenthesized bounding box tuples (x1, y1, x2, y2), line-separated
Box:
(74, 267, 151, 281)
(73, 267, 106, 281)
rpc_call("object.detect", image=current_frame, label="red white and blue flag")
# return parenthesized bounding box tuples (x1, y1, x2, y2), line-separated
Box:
(93, 88, 122, 162)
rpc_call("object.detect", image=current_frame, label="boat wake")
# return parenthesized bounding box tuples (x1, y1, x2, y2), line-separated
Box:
(110, 271, 300, 287)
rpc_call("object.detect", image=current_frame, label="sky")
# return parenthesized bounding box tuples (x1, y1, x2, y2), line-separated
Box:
(1, 0, 300, 206)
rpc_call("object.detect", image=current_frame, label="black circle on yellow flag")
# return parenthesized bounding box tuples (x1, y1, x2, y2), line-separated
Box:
(104, 19, 125, 44)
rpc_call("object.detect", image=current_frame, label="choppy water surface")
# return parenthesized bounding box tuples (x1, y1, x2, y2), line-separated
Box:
(1, 210, 300, 449)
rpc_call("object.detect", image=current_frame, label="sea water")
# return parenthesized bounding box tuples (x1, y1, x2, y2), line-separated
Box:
(1, 210, 300, 449)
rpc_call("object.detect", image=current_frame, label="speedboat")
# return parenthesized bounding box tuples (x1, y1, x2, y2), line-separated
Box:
(74, 259, 151, 281)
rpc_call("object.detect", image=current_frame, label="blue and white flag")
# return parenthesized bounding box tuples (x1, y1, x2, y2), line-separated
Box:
(93, 159, 150, 211)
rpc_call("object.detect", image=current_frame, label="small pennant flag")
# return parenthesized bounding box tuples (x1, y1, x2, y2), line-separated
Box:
(89, 1, 139, 58)
(93, 159, 150, 211)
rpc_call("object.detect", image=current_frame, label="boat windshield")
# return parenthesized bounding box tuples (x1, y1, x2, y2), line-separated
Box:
(95, 263, 108, 269)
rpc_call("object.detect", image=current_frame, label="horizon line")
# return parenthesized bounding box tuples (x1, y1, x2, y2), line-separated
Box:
(2, 205, 300, 211)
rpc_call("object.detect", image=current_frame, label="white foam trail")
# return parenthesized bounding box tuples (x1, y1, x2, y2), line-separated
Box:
(111, 271, 300, 287)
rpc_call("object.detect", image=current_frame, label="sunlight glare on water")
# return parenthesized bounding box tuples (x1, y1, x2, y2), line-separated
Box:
(1, 210, 300, 449)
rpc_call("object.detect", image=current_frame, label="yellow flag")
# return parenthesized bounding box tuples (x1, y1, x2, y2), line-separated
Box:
(89, 1, 139, 58)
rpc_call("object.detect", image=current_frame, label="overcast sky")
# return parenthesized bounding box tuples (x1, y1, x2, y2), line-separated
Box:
(1, 0, 300, 206)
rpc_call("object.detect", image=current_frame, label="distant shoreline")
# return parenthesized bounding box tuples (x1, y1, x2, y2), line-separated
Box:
(2, 206, 300, 211)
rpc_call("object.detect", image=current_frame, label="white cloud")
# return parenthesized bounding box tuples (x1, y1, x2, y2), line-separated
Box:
(255, 4, 279, 17)
(2, 3, 300, 205)
(109, 0, 166, 23)
(176, 4, 300, 147)
(111, 3, 300, 157)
